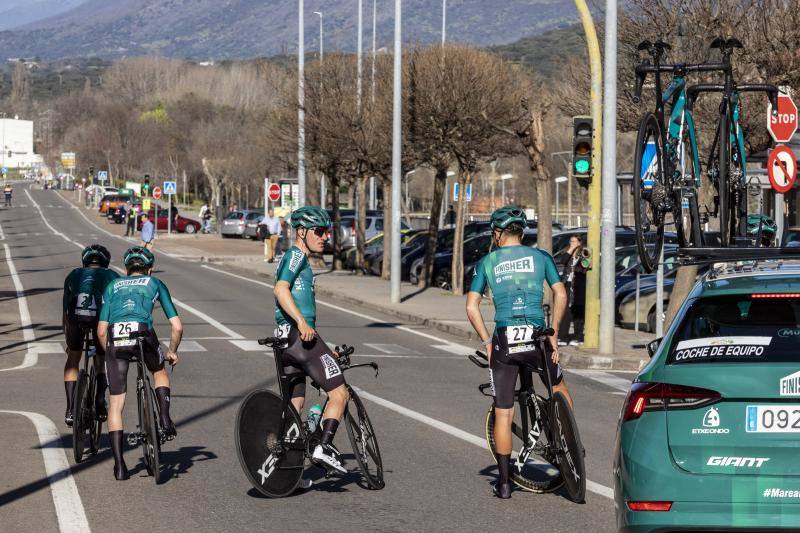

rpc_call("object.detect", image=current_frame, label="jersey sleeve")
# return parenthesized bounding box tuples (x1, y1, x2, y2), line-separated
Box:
(469, 257, 488, 295)
(541, 251, 562, 286)
(276, 248, 306, 285)
(98, 282, 113, 322)
(63, 270, 75, 314)
(156, 279, 179, 319)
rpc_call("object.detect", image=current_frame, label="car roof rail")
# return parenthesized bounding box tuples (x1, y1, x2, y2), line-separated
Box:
(678, 246, 800, 268)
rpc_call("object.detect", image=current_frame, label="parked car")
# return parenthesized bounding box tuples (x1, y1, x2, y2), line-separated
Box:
(221, 210, 261, 238)
(99, 194, 132, 214)
(136, 209, 201, 234)
(337, 215, 411, 250)
(783, 226, 800, 247)
(343, 230, 417, 271)
(615, 263, 800, 531)
(242, 210, 265, 239)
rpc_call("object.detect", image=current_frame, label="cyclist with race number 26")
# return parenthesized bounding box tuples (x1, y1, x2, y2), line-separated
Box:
(62, 245, 120, 426)
(466, 206, 574, 499)
(97, 247, 183, 481)
(273, 206, 351, 475)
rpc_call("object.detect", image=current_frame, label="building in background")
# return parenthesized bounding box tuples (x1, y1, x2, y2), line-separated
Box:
(0, 117, 36, 168)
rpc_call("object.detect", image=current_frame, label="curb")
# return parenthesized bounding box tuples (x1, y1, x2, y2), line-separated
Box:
(216, 259, 648, 372)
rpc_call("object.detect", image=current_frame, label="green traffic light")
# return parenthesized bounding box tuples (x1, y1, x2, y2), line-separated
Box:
(575, 160, 590, 174)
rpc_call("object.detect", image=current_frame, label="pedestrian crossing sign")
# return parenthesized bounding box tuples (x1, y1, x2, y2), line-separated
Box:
(163, 181, 177, 195)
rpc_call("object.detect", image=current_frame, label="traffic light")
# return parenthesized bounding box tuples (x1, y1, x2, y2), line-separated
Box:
(143, 174, 150, 196)
(572, 116, 593, 187)
(89, 165, 95, 176)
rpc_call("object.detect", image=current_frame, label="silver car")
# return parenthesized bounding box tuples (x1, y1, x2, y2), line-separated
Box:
(221, 210, 262, 238)
(339, 215, 410, 249)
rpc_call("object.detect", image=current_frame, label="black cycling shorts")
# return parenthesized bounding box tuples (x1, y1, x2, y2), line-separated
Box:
(64, 318, 105, 356)
(281, 327, 345, 398)
(104, 324, 165, 395)
(490, 326, 563, 409)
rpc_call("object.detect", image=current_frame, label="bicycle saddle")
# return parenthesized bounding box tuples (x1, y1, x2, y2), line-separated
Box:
(710, 37, 743, 50)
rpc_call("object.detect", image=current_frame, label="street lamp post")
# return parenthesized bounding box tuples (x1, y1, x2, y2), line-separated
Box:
(390, 0, 402, 304)
(357, 0, 363, 110)
(441, 0, 446, 46)
(297, 0, 306, 207)
(313, 11, 323, 60)
(555, 176, 568, 223)
(371, 0, 377, 102)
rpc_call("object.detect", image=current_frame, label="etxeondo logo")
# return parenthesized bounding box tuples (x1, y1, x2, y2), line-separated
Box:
(780, 371, 800, 397)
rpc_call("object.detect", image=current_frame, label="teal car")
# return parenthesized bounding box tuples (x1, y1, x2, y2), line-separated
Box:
(615, 262, 800, 531)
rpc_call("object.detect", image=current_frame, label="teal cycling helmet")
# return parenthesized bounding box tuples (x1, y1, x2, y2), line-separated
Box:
(747, 214, 777, 246)
(123, 246, 155, 269)
(81, 244, 111, 268)
(490, 205, 527, 230)
(290, 206, 331, 229)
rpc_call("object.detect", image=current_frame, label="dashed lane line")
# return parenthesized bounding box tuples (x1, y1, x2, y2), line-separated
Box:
(568, 370, 633, 393)
(0, 240, 40, 371)
(0, 410, 91, 533)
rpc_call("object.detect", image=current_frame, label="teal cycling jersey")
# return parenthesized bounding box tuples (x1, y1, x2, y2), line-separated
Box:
(98, 275, 178, 327)
(469, 245, 562, 329)
(274, 246, 316, 329)
(63, 267, 120, 320)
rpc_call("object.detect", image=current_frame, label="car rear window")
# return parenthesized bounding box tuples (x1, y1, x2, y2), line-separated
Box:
(224, 212, 243, 220)
(246, 212, 263, 220)
(670, 294, 800, 364)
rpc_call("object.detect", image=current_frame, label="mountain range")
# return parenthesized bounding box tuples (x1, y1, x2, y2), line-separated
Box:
(0, 0, 581, 60)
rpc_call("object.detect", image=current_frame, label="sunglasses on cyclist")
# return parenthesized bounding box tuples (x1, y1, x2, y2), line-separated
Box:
(311, 227, 329, 237)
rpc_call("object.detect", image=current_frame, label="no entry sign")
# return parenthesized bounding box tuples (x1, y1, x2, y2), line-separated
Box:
(767, 145, 797, 194)
(768, 93, 799, 143)
(268, 183, 281, 202)
(152, 186, 163, 200)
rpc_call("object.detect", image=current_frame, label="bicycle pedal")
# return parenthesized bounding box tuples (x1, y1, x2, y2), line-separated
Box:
(126, 434, 139, 446)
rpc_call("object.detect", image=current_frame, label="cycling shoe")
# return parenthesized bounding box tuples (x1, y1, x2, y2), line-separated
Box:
(493, 481, 512, 499)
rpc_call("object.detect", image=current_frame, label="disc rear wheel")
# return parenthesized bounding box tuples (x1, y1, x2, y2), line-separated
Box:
(552, 392, 586, 503)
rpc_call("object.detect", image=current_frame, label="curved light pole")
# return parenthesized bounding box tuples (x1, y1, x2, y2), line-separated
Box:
(390, 0, 402, 304)
(313, 11, 323, 61)
(297, 0, 306, 207)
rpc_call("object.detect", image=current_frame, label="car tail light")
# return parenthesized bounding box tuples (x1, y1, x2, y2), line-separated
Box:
(621, 382, 720, 422)
(627, 501, 672, 512)
(752, 293, 800, 299)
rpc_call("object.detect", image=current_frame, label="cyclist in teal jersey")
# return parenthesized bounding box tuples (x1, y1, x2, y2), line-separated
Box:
(273, 206, 349, 474)
(466, 206, 573, 499)
(97, 246, 183, 480)
(62, 244, 119, 426)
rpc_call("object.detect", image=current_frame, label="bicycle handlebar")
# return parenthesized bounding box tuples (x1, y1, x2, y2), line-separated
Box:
(632, 62, 731, 104)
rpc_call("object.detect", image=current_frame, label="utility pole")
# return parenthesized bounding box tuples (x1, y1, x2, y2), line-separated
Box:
(574, 0, 602, 349)
(297, 0, 306, 207)
(390, 0, 402, 304)
(441, 0, 446, 46)
(357, 0, 363, 110)
(314, 11, 323, 60)
(371, 0, 377, 102)
(599, 0, 617, 354)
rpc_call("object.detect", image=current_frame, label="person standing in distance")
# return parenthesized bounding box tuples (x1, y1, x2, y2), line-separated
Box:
(261, 207, 282, 263)
(273, 206, 350, 474)
(97, 247, 182, 480)
(466, 206, 573, 499)
(140, 212, 154, 250)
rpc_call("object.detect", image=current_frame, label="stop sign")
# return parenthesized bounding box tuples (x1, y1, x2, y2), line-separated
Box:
(767, 93, 798, 143)
(268, 183, 281, 202)
(152, 186, 162, 200)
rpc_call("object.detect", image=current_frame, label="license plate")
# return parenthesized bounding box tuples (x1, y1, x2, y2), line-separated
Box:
(506, 325, 538, 345)
(746, 405, 800, 433)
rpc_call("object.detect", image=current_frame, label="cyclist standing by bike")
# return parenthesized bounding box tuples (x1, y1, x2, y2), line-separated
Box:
(273, 206, 349, 475)
(63, 245, 119, 427)
(466, 206, 574, 499)
(97, 246, 182, 480)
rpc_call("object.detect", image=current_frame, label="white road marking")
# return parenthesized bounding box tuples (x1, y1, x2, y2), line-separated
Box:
(353, 386, 614, 500)
(163, 340, 206, 352)
(432, 343, 475, 355)
(0, 410, 91, 533)
(0, 222, 5, 240)
(25, 190, 83, 250)
(568, 370, 633, 392)
(364, 343, 420, 355)
(171, 297, 243, 339)
(27, 342, 65, 354)
(229, 340, 267, 351)
(2, 243, 34, 342)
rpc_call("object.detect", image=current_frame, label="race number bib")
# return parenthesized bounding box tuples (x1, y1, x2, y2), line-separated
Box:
(274, 324, 291, 339)
(505, 325, 537, 345)
(112, 321, 139, 347)
(75, 293, 97, 317)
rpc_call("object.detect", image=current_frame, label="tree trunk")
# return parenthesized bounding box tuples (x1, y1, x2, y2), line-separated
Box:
(450, 170, 469, 295)
(331, 174, 343, 270)
(528, 108, 553, 254)
(355, 175, 368, 274)
(664, 265, 698, 330)
(419, 168, 446, 288)
(381, 181, 392, 280)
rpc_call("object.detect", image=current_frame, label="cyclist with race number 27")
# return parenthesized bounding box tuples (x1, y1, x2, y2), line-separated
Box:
(466, 206, 574, 499)
(97, 247, 183, 481)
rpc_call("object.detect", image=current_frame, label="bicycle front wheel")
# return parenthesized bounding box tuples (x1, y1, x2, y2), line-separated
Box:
(675, 130, 703, 248)
(235, 389, 304, 498)
(345, 390, 384, 490)
(72, 370, 88, 463)
(485, 403, 564, 493)
(633, 112, 666, 273)
(552, 392, 586, 503)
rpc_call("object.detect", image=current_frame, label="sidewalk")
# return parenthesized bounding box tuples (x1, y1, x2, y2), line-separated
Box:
(59, 190, 653, 371)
